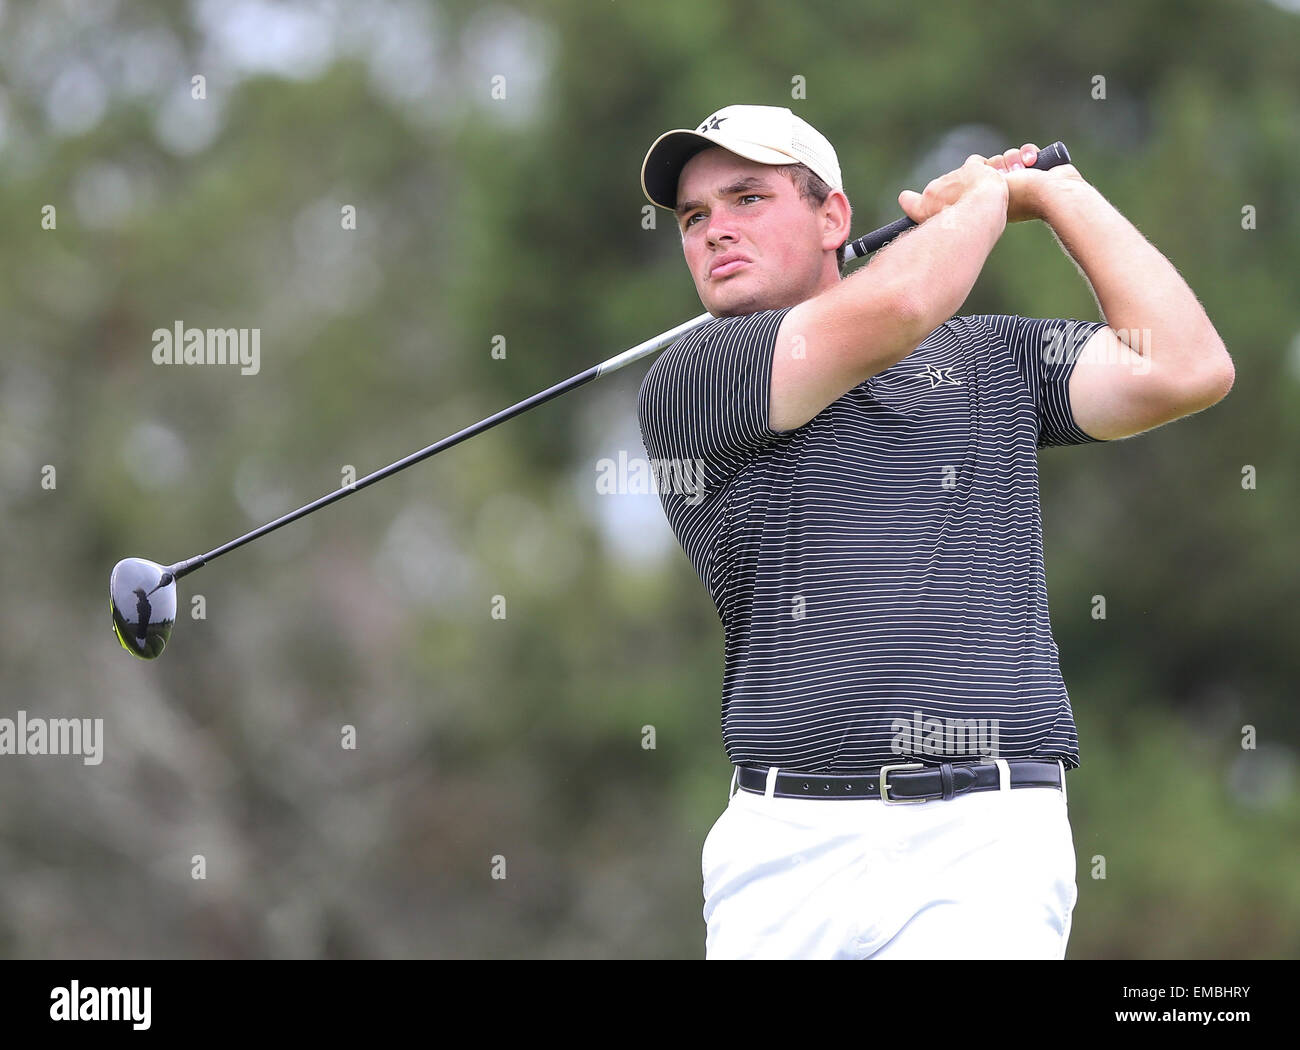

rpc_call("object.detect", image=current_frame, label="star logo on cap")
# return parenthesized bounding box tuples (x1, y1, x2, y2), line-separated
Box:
(698, 115, 728, 133)
(918, 364, 962, 388)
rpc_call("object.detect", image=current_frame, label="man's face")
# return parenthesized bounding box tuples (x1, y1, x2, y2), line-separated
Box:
(674, 147, 830, 318)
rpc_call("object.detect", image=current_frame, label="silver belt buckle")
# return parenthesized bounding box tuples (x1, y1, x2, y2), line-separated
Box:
(878, 762, 927, 804)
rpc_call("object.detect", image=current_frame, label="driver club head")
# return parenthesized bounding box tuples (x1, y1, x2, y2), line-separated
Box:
(110, 558, 177, 660)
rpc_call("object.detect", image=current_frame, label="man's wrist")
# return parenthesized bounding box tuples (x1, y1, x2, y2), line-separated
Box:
(1032, 176, 1098, 226)
(967, 178, 1010, 237)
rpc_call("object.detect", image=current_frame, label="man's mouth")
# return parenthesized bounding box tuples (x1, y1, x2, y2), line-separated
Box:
(710, 258, 749, 279)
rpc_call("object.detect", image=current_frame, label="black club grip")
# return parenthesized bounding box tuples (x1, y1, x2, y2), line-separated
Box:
(1032, 140, 1071, 170)
(843, 140, 1071, 261)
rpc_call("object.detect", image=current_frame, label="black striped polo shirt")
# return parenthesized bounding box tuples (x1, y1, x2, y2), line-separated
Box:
(636, 309, 1108, 774)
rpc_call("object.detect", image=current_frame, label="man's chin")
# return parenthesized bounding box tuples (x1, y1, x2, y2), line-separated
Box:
(703, 285, 780, 319)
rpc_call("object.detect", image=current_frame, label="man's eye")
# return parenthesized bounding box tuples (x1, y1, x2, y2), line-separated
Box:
(683, 196, 760, 229)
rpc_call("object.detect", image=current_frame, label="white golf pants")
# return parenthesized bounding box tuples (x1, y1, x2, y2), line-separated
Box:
(702, 762, 1077, 959)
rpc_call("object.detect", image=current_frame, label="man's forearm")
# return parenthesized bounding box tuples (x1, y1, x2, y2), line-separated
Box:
(1037, 180, 1233, 385)
(857, 182, 1008, 340)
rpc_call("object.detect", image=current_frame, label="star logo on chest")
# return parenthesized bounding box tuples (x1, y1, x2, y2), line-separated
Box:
(917, 363, 962, 388)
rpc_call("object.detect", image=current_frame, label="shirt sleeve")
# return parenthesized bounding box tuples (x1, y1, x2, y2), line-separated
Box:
(971, 314, 1110, 447)
(636, 307, 795, 490)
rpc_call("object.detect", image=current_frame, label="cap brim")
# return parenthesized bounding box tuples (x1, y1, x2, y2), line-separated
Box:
(640, 130, 798, 211)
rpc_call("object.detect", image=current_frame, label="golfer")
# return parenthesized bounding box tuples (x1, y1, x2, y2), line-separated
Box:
(636, 105, 1233, 959)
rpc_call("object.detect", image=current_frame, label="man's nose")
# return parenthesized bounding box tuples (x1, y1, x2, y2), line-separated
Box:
(704, 209, 737, 245)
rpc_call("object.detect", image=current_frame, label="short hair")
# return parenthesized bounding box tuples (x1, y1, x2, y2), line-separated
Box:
(772, 162, 848, 274)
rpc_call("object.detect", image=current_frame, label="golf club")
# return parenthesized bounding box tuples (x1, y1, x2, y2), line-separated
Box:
(111, 140, 1071, 660)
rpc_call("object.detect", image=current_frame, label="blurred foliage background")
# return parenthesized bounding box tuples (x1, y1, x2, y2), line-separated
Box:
(0, 0, 1297, 959)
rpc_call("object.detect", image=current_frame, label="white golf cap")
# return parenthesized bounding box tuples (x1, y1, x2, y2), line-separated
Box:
(640, 104, 843, 211)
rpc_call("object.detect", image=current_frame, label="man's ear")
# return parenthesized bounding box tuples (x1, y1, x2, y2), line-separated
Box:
(821, 189, 852, 254)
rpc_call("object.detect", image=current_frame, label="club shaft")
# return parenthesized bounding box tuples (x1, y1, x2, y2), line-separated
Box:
(166, 139, 1071, 581)
(167, 313, 713, 579)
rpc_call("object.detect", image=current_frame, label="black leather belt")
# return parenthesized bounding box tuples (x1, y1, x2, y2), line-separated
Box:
(734, 759, 1064, 804)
